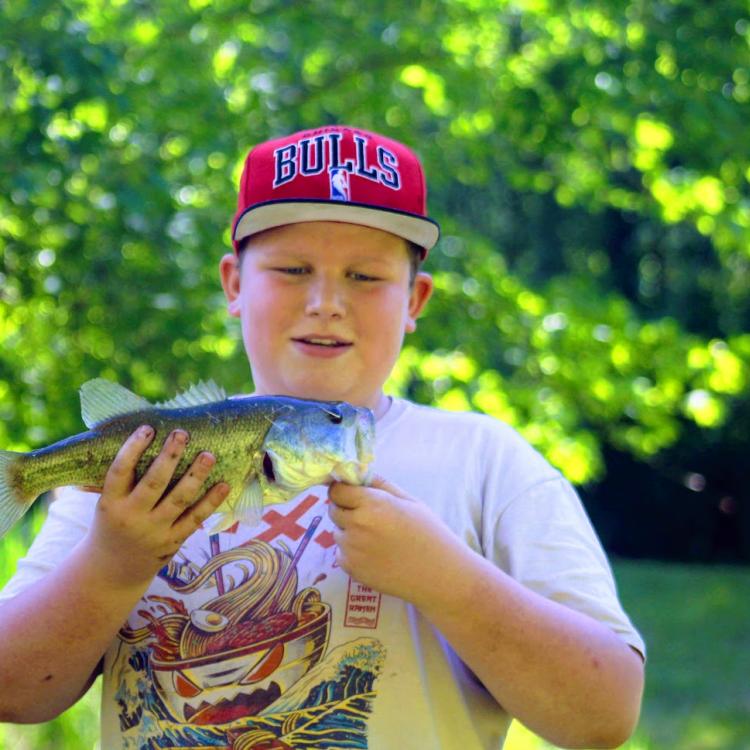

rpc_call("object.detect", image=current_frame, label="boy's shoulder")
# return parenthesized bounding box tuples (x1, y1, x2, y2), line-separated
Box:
(385, 397, 557, 473)
(379, 398, 563, 505)
(389, 396, 521, 438)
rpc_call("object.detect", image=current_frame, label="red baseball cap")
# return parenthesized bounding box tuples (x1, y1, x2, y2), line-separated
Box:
(231, 125, 440, 257)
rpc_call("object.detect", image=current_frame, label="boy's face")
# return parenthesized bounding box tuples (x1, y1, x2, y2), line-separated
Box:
(220, 221, 433, 414)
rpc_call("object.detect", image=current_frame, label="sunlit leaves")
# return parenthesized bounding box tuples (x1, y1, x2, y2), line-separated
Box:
(688, 340, 746, 395)
(406, 228, 748, 480)
(1, 0, 749, 492)
(634, 115, 673, 160)
(399, 65, 450, 115)
(684, 389, 725, 427)
(212, 41, 239, 81)
(131, 18, 161, 46)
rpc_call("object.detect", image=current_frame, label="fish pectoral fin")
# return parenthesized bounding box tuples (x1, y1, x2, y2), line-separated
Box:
(205, 478, 264, 533)
(234, 478, 264, 527)
(155, 380, 227, 409)
(80, 379, 152, 428)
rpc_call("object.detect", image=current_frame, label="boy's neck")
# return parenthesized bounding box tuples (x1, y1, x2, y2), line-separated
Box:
(249, 388, 392, 420)
(373, 393, 393, 421)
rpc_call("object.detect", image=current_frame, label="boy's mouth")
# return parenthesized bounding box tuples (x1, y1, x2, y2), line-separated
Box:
(292, 336, 352, 349)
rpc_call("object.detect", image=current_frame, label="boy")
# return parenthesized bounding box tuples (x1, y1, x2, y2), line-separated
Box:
(0, 126, 644, 749)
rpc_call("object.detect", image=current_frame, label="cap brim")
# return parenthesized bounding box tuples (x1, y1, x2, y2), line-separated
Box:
(233, 199, 440, 254)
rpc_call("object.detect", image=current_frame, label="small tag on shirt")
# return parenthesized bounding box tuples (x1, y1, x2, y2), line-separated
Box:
(344, 578, 382, 629)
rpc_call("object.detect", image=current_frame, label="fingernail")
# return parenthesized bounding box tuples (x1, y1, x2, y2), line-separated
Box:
(140, 425, 154, 439)
(172, 430, 189, 445)
(199, 452, 215, 468)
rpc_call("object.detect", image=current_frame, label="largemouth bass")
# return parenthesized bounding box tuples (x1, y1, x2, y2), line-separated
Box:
(0, 378, 374, 539)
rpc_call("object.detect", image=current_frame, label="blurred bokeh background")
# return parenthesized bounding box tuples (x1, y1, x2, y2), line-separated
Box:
(1, 0, 748, 747)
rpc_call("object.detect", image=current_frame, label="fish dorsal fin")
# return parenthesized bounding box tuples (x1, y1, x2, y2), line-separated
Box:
(155, 380, 227, 410)
(80, 378, 152, 429)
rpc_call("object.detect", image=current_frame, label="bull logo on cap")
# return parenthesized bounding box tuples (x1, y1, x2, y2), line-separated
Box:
(329, 168, 351, 201)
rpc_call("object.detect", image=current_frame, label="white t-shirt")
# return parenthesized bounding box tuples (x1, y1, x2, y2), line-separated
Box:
(0, 398, 644, 749)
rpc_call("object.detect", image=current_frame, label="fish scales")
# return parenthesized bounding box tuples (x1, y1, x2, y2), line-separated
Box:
(16, 398, 276, 503)
(0, 379, 375, 540)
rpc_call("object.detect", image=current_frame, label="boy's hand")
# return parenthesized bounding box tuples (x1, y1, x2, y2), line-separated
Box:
(328, 476, 461, 603)
(84, 425, 230, 588)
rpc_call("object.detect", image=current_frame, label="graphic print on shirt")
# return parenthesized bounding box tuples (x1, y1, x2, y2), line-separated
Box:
(112, 493, 385, 749)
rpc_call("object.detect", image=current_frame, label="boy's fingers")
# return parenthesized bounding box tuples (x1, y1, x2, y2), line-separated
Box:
(155, 452, 217, 520)
(102, 425, 154, 497)
(130, 429, 190, 509)
(328, 481, 363, 509)
(367, 474, 409, 498)
(329, 475, 411, 510)
(328, 503, 347, 530)
(171, 482, 230, 539)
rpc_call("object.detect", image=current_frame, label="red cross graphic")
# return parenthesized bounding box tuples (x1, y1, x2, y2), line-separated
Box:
(314, 529, 336, 549)
(254, 494, 320, 543)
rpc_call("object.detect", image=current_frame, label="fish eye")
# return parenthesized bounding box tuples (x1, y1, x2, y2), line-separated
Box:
(326, 408, 343, 424)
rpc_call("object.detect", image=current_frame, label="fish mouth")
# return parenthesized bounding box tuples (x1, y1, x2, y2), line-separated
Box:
(258, 402, 375, 503)
(331, 462, 371, 485)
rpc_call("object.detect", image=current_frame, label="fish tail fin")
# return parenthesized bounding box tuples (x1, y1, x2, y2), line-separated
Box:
(0, 450, 33, 539)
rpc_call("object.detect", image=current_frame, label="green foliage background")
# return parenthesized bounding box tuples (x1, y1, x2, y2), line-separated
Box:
(2, 1, 750, 745)
(3, 0, 749, 516)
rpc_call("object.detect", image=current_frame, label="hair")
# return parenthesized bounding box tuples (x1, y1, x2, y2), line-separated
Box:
(236, 232, 425, 287)
(405, 241, 425, 288)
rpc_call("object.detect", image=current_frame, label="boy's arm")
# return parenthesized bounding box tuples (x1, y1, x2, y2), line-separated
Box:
(329, 477, 644, 750)
(0, 427, 229, 724)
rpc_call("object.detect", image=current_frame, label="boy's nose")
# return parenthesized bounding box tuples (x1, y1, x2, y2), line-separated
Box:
(304, 277, 346, 318)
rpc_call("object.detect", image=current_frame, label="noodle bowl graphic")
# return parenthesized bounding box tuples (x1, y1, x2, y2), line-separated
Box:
(150, 600, 331, 724)
(122, 536, 331, 725)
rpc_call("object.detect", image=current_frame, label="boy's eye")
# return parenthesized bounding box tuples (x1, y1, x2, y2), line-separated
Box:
(271, 267, 380, 281)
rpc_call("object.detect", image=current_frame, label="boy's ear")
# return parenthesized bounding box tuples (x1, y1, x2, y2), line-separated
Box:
(405, 271, 433, 333)
(219, 253, 242, 317)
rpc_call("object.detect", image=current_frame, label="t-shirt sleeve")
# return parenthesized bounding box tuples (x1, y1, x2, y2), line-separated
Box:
(479, 426, 646, 659)
(0, 486, 98, 605)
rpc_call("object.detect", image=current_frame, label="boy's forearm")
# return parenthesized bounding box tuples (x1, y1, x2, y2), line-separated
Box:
(0, 428, 227, 724)
(412, 543, 644, 749)
(329, 479, 643, 747)
(0, 537, 150, 724)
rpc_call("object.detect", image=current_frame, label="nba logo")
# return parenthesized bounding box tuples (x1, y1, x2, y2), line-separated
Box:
(329, 168, 350, 201)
